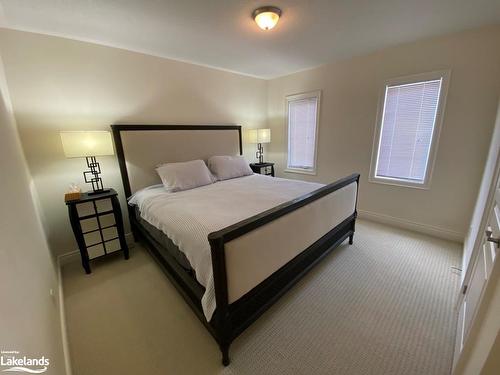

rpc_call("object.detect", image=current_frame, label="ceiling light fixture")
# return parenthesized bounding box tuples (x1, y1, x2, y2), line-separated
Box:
(253, 6, 281, 31)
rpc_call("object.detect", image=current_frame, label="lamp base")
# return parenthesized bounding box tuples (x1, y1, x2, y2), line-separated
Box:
(83, 156, 108, 194)
(256, 143, 264, 164)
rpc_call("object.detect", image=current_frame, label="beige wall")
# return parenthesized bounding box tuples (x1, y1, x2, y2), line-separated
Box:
(0, 29, 267, 256)
(480, 332, 500, 375)
(267, 26, 500, 239)
(0, 57, 66, 373)
(2, 26, 500, 257)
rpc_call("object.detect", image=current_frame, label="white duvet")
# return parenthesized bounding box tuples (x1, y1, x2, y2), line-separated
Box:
(129, 174, 324, 321)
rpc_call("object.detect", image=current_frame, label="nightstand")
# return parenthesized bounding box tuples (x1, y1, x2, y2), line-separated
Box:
(250, 162, 275, 177)
(66, 188, 129, 274)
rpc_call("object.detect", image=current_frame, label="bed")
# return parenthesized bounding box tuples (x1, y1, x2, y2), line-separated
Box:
(111, 124, 359, 365)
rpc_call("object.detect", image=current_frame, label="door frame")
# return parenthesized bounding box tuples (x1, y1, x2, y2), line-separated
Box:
(460, 101, 500, 297)
(459, 150, 500, 301)
(453, 137, 500, 373)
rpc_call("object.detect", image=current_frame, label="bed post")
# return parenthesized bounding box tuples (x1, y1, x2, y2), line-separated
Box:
(349, 174, 360, 245)
(208, 235, 232, 366)
(111, 125, 139, 240)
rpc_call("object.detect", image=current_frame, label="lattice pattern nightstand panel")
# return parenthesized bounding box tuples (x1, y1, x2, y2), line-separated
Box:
(250, 162, 275, 177)
(66, 188, 129, 274)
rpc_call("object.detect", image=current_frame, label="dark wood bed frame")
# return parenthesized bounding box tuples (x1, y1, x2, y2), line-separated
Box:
(111, 124, 360, 365)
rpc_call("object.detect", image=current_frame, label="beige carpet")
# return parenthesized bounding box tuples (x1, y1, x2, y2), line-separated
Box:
(62, 219, 462, 375)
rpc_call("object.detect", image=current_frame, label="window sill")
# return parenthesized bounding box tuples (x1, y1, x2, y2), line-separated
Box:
(368, 176, 430, 190)
(284, 168, 317, 176)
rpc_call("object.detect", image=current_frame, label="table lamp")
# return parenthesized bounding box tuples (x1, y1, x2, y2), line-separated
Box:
(60, 131, 114, 194)
(248, 128, 271, 164)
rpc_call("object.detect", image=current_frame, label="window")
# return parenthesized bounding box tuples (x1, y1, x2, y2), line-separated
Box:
(370, 71, 449, 189)
(286, 91, 320, 174)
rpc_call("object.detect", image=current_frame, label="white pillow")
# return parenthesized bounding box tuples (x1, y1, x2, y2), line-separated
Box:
(156, 160, 215, 192)
(208, 155, 253, 181)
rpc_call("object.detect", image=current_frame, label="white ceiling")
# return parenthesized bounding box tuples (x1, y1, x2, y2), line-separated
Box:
(1, 0, 499, 79)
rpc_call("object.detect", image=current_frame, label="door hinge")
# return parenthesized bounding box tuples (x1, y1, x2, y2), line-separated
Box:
(462, 285, 468, 295)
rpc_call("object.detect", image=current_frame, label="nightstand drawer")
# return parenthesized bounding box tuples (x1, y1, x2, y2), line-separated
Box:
(96, 198, 113, 213)
(249, 162, 275, 177)
(102, 226, 118, 241)
(88, 243, 105, 259)
(81, 217, 99, 233)
(84, 230, 102, 247)
(100, 213, 116, 227)
(76, 202, 95, 217)
(263, 166, 273, 175)
(106, 238, 121, 253)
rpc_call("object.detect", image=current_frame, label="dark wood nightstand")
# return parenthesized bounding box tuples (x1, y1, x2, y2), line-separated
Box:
(66, 188, 129, 274)
(250, 162, 275, 177)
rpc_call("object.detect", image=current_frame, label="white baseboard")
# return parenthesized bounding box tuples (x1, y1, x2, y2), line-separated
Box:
(358, 209, 464, 243)
(58, 250, 80, 266)
(56, 256, 73, 375)
(58, 232, 135, 266)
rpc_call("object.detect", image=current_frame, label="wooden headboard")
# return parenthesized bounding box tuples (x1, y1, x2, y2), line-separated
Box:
(111, 124, 242, 197)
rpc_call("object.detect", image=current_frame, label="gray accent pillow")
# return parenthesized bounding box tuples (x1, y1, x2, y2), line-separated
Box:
(156, 159, 215, 192)
(208, 155, 253, 181)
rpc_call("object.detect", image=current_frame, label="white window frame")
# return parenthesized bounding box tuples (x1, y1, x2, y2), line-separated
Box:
(285, 90, 321, 175)
(369, 70, 450, 189)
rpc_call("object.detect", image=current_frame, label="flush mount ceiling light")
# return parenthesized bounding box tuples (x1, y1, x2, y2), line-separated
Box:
(252, 6, 281, 30)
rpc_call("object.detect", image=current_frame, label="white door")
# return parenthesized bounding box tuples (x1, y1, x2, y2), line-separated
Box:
(454, 162, 500, 364)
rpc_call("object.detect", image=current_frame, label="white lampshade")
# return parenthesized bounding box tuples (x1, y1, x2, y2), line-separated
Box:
(60, 131, 114, 158)
(248, 128, 271, 144)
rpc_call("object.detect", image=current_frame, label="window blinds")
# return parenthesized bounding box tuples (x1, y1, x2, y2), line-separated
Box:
(375, 79, 442, 183)
(287, 97, 318, 170)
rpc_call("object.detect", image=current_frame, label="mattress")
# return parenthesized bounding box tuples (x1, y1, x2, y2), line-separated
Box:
(128, 174, 327, 321)
(134, 205, 193, 272)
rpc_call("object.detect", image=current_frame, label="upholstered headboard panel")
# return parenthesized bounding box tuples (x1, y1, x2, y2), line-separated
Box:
(111, 125, 242, 196)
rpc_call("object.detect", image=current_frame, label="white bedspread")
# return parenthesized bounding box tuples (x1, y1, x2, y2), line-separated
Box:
(129, 174, 324, 321)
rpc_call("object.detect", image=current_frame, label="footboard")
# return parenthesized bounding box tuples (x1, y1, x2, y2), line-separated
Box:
(208, 173, 360, 365)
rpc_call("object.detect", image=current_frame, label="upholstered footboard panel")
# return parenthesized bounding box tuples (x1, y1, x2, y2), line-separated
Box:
(224, 181, 357, 304)
(208, 173, 359, 365)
